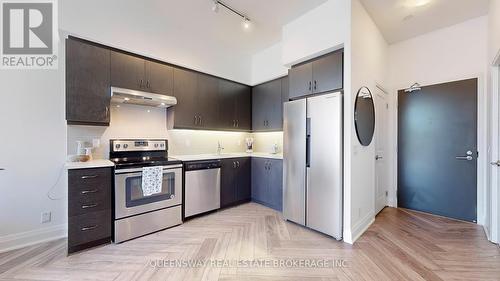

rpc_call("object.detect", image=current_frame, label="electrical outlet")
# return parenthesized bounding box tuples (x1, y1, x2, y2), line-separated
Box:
(41, 212, 51, 224)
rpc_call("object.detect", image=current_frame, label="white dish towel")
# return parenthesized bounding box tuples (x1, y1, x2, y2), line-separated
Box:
(141, 166, 163, 196)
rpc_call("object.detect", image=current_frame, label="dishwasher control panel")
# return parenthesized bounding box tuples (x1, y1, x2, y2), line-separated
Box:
(184, 160, 222, 171)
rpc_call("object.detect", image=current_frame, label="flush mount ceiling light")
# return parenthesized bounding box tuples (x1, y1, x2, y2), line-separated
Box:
(211, 0, 252, 30)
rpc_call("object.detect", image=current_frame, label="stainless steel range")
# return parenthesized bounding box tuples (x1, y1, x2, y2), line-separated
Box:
(110, 139, 182, 243)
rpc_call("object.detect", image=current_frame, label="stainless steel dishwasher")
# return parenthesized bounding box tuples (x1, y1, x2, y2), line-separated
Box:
(184, 160, 221, 218)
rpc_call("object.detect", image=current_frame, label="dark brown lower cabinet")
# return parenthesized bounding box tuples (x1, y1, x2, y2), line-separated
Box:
(68, 167, 112, 254)
(251, 158, 283, 211)
(220, 158, 251, 208)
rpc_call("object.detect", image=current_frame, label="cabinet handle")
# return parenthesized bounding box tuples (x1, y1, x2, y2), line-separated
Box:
(105, 106, 109, 118)
(147, 80, 151, 88)
(314, 80, 317, 91)
(236, 120, 239, 128)
(81, 189, 99, 195)
(199, 116, 203, 126)
(81, 225, 98, 231)
(233, 161, 237, 168)
(309, 81, 312, 91)
(194, 116, 198, 125)
(81, 175, 98, 179)
(81, 203, 98, 209)
(140, 79, 144, 88)
(236, 161, 240, 168)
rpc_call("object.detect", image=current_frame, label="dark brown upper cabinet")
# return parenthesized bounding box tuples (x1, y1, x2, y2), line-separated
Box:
(252, 77, 284, 131)
(110, 51, 173, 96)
(168, 69, 251, 131)
(197, 74, 219, 129)
(146, 61, 174, 96)
(218, 80, 252, 131)
(168, 68, 199, 129)
(66, 38, 111, 126)
(288, 50, 343, 100)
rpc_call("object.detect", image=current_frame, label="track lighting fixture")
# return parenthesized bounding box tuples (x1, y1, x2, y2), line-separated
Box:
(210, 0, 251, 30)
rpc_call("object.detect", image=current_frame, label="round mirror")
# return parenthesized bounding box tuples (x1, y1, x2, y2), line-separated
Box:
(354, 87, 375, 146)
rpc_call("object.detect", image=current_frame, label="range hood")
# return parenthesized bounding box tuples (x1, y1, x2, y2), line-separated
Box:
(110, 87, 177, 108)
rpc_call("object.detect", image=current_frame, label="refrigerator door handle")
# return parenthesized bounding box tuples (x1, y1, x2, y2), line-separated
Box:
(306, 118, 311, 167)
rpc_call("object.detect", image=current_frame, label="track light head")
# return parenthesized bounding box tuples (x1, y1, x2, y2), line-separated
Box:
(242, 17, 251, 29)
(212, 0, 219, 12)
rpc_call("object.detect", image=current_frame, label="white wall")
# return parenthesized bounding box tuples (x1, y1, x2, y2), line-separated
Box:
(281, 0, 348, 66)
(388, 17, 489, 225)
(251, 42, 288, 85)
(0, 37, 67, 252)
(345, 0, 389, 243)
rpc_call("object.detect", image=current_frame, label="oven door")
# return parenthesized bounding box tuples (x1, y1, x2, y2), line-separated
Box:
(115, 165, 182, 219)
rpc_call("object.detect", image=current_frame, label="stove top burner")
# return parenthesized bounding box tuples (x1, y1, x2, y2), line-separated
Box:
(109, 139, 181, 169)
(111, 157, 182, 169)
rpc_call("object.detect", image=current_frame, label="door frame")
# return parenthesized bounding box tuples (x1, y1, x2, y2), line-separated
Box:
(374, 84, 390, 214)
(489, 51, 500, 244)
(390, 74, 487, 226)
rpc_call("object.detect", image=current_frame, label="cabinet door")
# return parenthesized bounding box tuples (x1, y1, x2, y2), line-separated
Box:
(172, 68, 198, 128)
(235, 158, 251, 202)
(235, 84, 252, 130)
(217, 79, 237, 129)
(110, 51, 145, 91)
(66, 39, 111, 125)
(146, 61, 173, 96)
(269, 160, 284, 211)
(251, 158, 268, 204)
(197, 74, 219, 129)
(266, 79, 283, 130)
(220, 159, 236, 207)
(288, 62, 312, 100)
(281, 76, 289, 104)
(312, 51, 343, 94)
(252, 84, 267, 131)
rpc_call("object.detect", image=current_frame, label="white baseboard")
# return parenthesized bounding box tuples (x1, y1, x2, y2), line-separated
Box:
(343, 212, 375, 244)
(0, 224, 67, 253)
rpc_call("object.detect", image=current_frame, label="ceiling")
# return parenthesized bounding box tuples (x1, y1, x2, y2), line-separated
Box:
(200, 0, 329, 52)
(359, 0, 489, 44)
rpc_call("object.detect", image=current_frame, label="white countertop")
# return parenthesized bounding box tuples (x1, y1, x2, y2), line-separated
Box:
(171, 152, 283, 162)
(65, 159, 115, 170)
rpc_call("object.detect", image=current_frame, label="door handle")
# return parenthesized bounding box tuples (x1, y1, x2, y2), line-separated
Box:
(81, 189, 99, 195)
(455, 156, 473, 161)
(375, 155, 383, 160)
(81, 225, 98, 231)
(491, 160, 500, 167)
(81, 203, 98, 209)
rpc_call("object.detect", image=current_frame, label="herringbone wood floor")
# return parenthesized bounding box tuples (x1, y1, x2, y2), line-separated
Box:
(1, 203, 499, 281)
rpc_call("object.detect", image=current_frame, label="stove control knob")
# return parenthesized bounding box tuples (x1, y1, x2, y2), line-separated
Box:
(123, 144, 128, 149)
(160, 143, 164, 148)
(154, 143, 159, 148)
(115, 144, 121, 149)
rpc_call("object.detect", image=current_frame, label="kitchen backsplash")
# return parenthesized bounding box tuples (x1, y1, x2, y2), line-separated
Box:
(67, 104, 282, 159)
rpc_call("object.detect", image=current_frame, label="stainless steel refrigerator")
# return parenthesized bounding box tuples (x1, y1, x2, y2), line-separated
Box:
(283, 92, 343, 240)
